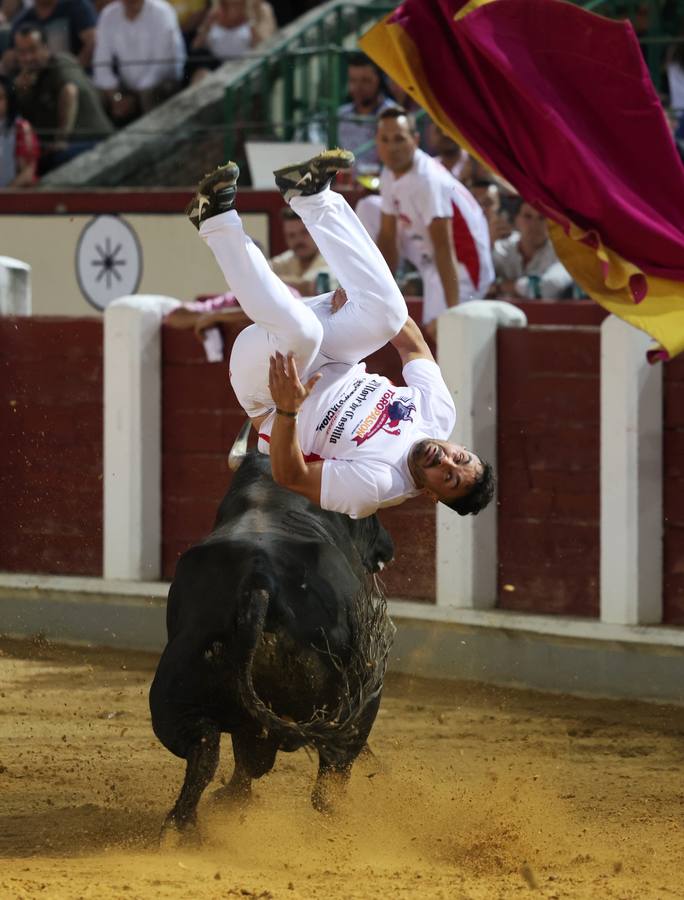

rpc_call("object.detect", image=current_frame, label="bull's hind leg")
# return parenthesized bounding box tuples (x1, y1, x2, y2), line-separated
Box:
(311, 754, 352, 815)
(311, 695, 382, 814)
(212, 727, 278, 805)
(162, 726, 220, 838)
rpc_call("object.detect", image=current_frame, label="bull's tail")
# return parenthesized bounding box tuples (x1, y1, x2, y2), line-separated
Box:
(237, 570, 395, 761)
(235, 584, 270, 713)
(236, 570, 313, 743)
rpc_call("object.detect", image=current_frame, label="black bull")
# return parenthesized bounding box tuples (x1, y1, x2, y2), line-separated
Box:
(149, 451, 395, 833)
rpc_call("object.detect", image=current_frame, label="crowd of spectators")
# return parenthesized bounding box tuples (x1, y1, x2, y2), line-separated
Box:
(0, 3, 681, 314)
(0, 0, 281, 184)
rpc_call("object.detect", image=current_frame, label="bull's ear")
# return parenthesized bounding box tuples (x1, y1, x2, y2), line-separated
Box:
(228, 419, 252, 471)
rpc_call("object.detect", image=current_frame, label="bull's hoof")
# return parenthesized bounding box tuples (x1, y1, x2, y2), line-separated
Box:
(159, 811, 201, 848)
(211, 781, 252, 807)
(310, 786, 335, 816)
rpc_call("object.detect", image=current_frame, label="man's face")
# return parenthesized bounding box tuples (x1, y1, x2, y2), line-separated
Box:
(516, 203, 548, 247)
(347, 64, 381, 108)
(282, 218, 318, 264)
(122, 0, 145, 18)
(408, 438, 483, 503)
(219, 0, 248, 27)
(15, 32, 49, 72)
(430, 124, 460, 158)
(376, 115, 418, 175)
(471, 183, 501, 216)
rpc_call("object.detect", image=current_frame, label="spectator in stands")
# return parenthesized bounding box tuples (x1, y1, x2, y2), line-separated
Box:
(375, 106, 494, 337)
(491, 199, 574, 299)
(92, 0, 186, 126)
(1, 0, 26, 25)
(186, 0, 275, 85)
(270, 206, 335, 296)
(469, 178, 514, 246)
(427, 120, 469, 181)
(12, 24, 112, 174)
(4, 0, 97, 74)
(666, 35, 684, 140)
(334, 52, 393, 170)
(0, 72, 39, 185)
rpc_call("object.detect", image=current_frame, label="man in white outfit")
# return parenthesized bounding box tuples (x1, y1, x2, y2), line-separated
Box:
(186, 149, 495, 520)
(376, 107, 494, 337)
(93, 0, 185, 125)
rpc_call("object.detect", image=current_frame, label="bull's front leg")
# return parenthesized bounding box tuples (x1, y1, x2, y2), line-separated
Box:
(161, 727, 220, 840)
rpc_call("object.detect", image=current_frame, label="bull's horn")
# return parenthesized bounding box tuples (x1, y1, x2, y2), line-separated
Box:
(228, 418, 252, 471)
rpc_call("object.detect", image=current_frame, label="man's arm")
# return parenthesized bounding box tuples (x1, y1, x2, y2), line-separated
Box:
(77, 27, 96, 69)
(428, 216, 459, 309)
(55, 82, 79, 148)
(376, 212, 399, 274)
(267, 351, 323, 504)
(390, 316, 435, 367)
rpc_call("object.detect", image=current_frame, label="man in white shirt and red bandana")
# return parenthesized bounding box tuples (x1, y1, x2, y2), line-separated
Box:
(186, 149, 495, 520)
(376, 106, 494, 339)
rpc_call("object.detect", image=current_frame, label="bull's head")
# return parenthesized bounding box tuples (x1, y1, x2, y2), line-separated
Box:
(228, 419, 252, 471)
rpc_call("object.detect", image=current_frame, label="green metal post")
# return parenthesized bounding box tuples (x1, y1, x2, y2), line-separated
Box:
(259, 57, 271, 139)
(327, 47, 340, 149)
(282, 52, 295, 141)
(300, 50, 311, 134)
(224, 85, 235, 163)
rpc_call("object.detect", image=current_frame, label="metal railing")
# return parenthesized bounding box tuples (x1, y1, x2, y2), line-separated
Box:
(222, 0, 684, 172)
(222, 1, 394, 165)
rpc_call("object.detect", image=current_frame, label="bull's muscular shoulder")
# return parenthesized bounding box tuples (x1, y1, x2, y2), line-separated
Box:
(207, 452, 391, 574)
(212, 452, 356, 544)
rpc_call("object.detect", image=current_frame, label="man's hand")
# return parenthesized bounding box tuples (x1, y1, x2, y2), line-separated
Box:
(14, 68, 36, 94)
(330, 287, 348, 313)
(268, 351, 321, 413)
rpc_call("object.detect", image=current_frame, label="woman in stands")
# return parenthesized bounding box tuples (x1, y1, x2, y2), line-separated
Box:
(186, 0, 275, 85)
(0, 74, 38, 188)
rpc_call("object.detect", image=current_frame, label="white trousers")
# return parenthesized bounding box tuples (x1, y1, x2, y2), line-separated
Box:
(200, 189, 408, 417)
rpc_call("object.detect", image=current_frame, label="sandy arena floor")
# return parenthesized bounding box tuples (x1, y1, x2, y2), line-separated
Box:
(0, 637, 683, 900)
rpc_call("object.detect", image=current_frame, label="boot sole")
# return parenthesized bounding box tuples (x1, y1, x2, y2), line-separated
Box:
(272, 149, 355, 181)
(198, 161, 240, 194)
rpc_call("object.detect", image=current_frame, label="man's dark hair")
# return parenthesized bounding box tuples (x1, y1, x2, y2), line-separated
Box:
(507, 196, 524, 219)
(377, 104, 417, 133)
(442, 461, 496, 516)
(346, 51, 382, 74)
(280, 207, 302, 222)
(15, 23, 47, 44)
(471, 178, 498, 190)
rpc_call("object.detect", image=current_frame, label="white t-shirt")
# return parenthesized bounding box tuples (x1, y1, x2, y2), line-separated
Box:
(93, 0, 186, 92)
(206, 21, 252, 61)
(667, 62, 684, 113)
(257, 358, 456, 518)
(379, 148, 494, 322)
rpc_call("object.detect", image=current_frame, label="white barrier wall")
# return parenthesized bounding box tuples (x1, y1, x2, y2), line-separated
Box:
(0, 256, 31, 315)
(103, 295, 180, 580)
(600, 316, 663, 625)
(436, 301, 527, 609)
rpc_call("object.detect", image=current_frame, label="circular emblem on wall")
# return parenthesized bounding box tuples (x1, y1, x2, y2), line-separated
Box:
(75, 214, 143, 311)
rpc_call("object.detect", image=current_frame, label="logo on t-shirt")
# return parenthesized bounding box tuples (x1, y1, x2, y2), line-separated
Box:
(352, 393, 416, 446)
(315, 377, 365, 435)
